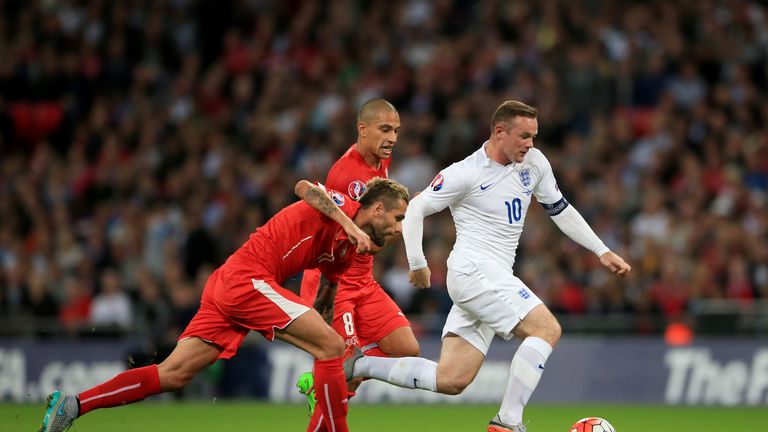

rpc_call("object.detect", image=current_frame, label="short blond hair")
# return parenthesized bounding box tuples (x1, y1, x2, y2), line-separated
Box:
(358, 177, 409, 209)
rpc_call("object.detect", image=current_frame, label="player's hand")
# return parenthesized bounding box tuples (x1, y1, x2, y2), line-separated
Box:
(599, 251, 631, 277)
(346, 225, 373, 254)
(409, 268, 431, 288)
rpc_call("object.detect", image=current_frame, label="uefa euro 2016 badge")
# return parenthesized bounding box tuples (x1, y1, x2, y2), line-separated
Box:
(330, 191, 346, 206)
(520, 168, 531, 187)
(430, 173, 445, 191)
(348, 180, 366, 200)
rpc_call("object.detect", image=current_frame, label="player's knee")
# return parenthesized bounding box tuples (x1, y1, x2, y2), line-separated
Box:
(526, 314, 562, 347)
(545, 319, 562, 347)
(315, 331, 345, 360)
(436, 366, 472, 395)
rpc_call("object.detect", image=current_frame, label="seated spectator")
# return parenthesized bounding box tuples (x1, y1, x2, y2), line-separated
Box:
(89, 267, 132, 332)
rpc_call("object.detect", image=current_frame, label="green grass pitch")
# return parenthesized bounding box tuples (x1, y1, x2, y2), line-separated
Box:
(3, 402, 765, 431)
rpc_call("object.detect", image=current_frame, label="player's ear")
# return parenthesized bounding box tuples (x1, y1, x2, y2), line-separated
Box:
(494, 123, 505, 136)
(358, 121, 366, 138)
(374, 201, 385, 216)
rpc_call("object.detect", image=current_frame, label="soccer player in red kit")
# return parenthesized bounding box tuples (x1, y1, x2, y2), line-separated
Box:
(39, 178, 409, 432)
(298, 99, 420, 431)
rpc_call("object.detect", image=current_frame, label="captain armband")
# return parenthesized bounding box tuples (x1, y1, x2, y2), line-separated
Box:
(540, 197, 569, 216)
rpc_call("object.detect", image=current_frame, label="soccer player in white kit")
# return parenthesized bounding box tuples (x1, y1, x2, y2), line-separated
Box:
(345, 100, 631, 432)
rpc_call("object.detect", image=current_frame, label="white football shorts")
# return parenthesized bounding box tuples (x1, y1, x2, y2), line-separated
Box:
(442, 257, 542, 355)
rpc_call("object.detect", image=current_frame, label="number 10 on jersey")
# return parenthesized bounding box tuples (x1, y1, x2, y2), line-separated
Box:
(505, 198, 522, 223)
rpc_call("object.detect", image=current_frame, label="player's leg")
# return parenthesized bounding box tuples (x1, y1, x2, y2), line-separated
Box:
(457, 263, 557, 430)
(345, 332, 484, 394)
(299, 283, 416, 431)
(355, 285, 419, 358)
(445, 262, 551, 431)
(275, 308, 345, 359)
(39, 270, 234, 432)
(346, 266, 500, 394)
(156, 337, 223, 391)
(434, 332, 486, 394)
(492, 303, 560, 429)
(370, 326, 419, 356)
(39, 337, 220, 432)
(298, 295, 359, 432)
(215, 273, 348, 432)
(347, 302, 489, 395)
(346, 347, 440, 392)
(81, 337, 219, 411)
(276, 308, 349, 432)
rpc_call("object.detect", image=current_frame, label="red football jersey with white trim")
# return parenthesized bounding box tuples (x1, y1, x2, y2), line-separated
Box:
(226, 189, 360, 284)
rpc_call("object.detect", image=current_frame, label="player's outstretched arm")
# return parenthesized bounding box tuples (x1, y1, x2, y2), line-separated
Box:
(549, 204, 631, 277)
(599, 251, 631, 277)
(294, 180, 372, 253)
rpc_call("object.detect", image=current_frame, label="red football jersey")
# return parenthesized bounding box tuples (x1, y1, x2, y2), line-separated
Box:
(329, 144, 391, 201)
(225, 188, 360, 284)
(302, 144, 390, 295)
(327, 145, 389, 280)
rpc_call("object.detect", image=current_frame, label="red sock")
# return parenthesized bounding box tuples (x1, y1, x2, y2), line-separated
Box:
(312, 358, 349, 432)
(307, 407, 326, 432)
(307, 388, 356, 432)
(77, 365, 162, 416)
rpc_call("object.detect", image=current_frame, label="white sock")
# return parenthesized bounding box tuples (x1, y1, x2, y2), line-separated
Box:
(353, 356, 438, 392)
(498, 336, 553, 425)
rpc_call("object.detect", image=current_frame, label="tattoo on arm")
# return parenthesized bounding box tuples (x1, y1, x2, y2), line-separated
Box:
(313, 275, 337, 325)
(305, 187, 339, 218)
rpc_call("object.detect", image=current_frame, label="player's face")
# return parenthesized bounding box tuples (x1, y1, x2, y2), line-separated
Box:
(367, 199, 407, 249)
(359, 110, 401, 161)
(500, 116, 537, 164)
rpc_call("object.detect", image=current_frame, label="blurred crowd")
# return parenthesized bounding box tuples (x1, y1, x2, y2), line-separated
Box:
(1, 0, 767, 341)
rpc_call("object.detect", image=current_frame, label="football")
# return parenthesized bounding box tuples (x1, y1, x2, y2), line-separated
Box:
(570, 417, 616, 432)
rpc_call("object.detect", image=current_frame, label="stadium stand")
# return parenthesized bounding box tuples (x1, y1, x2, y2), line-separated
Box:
(1, 0, 767, 343)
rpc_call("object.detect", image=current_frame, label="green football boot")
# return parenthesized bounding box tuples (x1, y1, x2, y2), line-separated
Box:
(296, 372, 316, 416)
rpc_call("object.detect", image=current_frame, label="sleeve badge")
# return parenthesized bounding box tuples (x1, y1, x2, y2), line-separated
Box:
(347, 180, 366, 200)
(430, 173, 445, 191)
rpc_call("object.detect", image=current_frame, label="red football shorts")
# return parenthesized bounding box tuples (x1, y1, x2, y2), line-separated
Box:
(301, 269, 410, 349)
(179, 266, 310, 359)
(332, 281, 410, 349)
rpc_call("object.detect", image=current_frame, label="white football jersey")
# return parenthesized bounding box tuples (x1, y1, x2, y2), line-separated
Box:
(416, 142, 566, 270)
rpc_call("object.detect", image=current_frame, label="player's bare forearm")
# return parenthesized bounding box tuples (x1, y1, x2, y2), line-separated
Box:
(294, 180, 372, 253)
(295, 180, 341, 219)
(313, 275, 337, 324)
